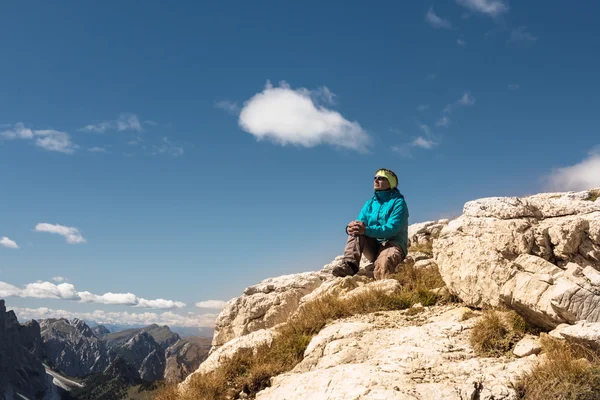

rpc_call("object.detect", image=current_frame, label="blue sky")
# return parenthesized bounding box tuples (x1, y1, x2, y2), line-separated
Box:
(1, 0, 599, 333)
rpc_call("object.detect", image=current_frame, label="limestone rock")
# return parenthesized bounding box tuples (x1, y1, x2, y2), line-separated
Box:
(558, 321, 600, 350)
(513, 335, 542, 357)
(434, 188, 600, 329)
(299, 275, 370, 306)
(256, 305, 534, 400)
(408, 219, 450, 248)
(340, 279, 402, 301)
(212, 271, 327, 347)
(414, 259, 438, 270)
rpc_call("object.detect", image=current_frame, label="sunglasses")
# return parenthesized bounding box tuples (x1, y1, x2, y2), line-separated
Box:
(374, 176, 388, 182)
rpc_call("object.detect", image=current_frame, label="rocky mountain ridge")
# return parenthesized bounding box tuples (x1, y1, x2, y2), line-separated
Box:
(180, 187, 600, 399)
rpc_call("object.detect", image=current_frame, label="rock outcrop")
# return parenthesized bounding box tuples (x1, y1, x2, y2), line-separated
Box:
(212, 271, 328, 347)
(256, 305, 535, 400)
(91, 324, 110, 338)
(435, 188, 600, 329)
(116, 332, 165, 381)
(0, 299, 51, 399)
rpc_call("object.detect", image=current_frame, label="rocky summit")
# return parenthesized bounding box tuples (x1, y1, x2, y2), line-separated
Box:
(181, 188, 600, 400)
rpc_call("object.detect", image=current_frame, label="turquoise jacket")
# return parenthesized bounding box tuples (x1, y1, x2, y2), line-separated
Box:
(357, 188, 409, 255)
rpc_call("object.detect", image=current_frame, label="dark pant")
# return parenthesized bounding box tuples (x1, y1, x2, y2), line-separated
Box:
(343, 235, 405, 280)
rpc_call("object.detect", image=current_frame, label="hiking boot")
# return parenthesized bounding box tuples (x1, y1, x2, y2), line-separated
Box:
(331, 261, 358, 277)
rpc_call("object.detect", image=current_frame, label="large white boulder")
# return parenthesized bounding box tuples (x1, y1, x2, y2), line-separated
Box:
(212, 272, 327, 347)
(434, 188, 600, 329)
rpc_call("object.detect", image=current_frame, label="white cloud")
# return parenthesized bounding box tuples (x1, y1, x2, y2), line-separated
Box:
(456, 0, 508, 17)
(0, 279, 187, 309)
(10, 306, 218, 328)
(195, 300, 227, 309)
(418, 123, 431, 136)
(152, 137, 184, 157)
(412, 137, 436, 149)
(21, 282, 79, 300)
(88, 147, 107, 153)
(78, 291, 138, 305)
(79, 113, 145, 133)
(417, 104, 429, 111)
(510, 26, 537, 43)
(546, 147, 600, 192)
(444, 91, 476, 113)
(238, 81, 370, 152)
(457, 39, 466, 47)
(1, 123, 76, 154)
(34, 223, 86, 244)
(508, 83, 520, 90)
(425, 7, 452, 29)
(0, 282, 21, 297)
(52, 276, 66, 283)
(216, 100, 240, 115)
(436, 116, 451, 127)
(0, 237, 19, 249)
(137, 298, 186, 309)
(117, 113, 143, 132)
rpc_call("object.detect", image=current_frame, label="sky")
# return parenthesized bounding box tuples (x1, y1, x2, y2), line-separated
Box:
(1, 0, 600, 334)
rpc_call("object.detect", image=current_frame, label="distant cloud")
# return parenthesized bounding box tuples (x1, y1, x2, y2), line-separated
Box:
(79, 113, 145, 134)
(88, 147, 107, 153)
(151, 137, 184, 157)
(0, 237, 19, 249)
(52, 276, 66, 283)
(215, 100, 240, 115)
(457, 39, 466, 47)
(456, 0, 509, 17)
(545, 147, 600, 192)
(238, 81, 370, 152)
(510, 26, 537, 43)
(444, 91, 476, 113)
(417, 104, 430, 111)
(436, 116, 451, 127)
(418, 123, 431, 136)
(34, 223, 86, 244)
(508, 83, 520, 90)
(412, 136, 436, 149)
(195, 300, 227, 309)
(0, 279, 187, 309)
(10, 306, 218, 328)
(1, 123, 76, 154)
(425, 7, 452, 29)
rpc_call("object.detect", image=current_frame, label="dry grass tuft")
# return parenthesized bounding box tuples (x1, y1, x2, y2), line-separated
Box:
(588, 189, 600, 202)
(470, 310, 530, 357)
(514, 335, 600, 400)
(155, 264, 447, 400)
(408, 242, 434, 256)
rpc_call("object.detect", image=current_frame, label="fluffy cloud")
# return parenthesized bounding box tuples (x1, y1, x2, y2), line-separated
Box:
(1, 123, 76, 154)
(10, 306, 218, 328)
(80, 113, 144, 133)
(0, 237, 19, 249)
(456, 0, 508, 17)
(546, 148, 600, 192)
(0, 280, 186, 309)
(195, 300, 227, 309)
(238, 81, 370, 152)
(151, 137, 184, 157)
(34, 223, 86, 244)
(52, 276, 66, 283)
(425, 7, 452, 29)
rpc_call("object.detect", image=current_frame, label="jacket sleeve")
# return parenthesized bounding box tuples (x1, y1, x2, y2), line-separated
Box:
(365, 198, 407, 239)
(357, 199, 371, 224)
